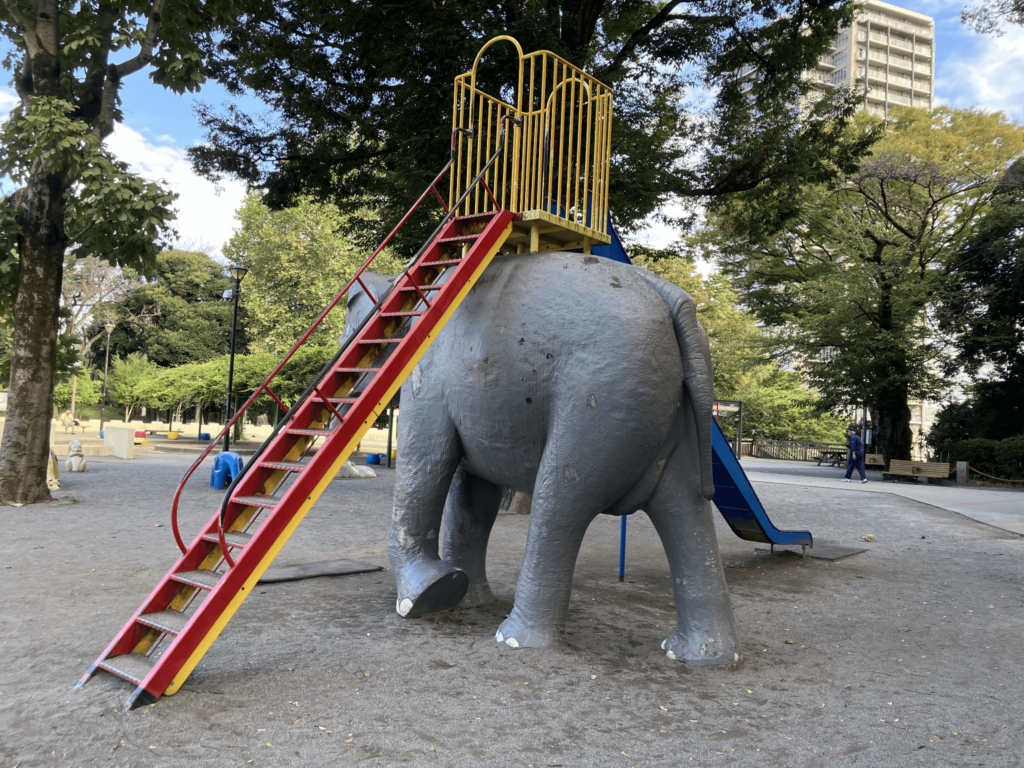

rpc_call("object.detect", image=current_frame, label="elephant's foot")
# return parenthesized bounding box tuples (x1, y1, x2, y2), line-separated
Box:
(661, 631, 743, 669)
(394, 560, 469, 619)
(494, 610, 560, 649)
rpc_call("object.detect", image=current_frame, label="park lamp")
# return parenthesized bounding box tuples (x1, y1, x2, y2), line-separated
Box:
(104, 321, 114, 334)
(229, 265, 248, 283)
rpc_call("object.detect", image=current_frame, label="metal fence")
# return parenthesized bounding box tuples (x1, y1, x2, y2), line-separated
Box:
(736, 438, 849, 463)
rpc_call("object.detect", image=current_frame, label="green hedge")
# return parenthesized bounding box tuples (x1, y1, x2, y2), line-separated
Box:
(948, 435, 1024, 481)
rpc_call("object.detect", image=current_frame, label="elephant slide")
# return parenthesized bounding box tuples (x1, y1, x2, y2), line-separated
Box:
(344, 253, 742, 668)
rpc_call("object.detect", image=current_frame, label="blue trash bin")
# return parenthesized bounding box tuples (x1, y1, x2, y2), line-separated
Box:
(200, 432, 211, 441)
(366, 453, 380, 465)
(211, 451, 244, 490)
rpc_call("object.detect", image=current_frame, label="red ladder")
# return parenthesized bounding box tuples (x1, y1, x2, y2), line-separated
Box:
(76, 123, 519, 709)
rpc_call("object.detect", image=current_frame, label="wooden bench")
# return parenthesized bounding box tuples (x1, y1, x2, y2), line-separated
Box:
(865, 453, 884, 467)
(885, 460, 950, 482)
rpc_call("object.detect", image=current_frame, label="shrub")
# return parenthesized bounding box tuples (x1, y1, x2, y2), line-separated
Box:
(948, 435, 1024, 480)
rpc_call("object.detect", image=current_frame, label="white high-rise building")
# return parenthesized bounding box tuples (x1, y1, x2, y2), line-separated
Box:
(813, 1, 935, 118)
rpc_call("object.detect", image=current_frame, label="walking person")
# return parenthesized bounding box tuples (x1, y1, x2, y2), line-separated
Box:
(842, 426, 867, 483)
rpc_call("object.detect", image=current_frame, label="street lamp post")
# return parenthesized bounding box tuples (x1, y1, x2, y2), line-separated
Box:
(99, 322, 115, 434)
(223, 265, 248, 452)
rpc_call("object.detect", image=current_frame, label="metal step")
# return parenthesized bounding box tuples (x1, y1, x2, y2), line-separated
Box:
(201, 530, 254, 547)
(359, 337, 403, 344)
(379, 311, 423, 318)
(438, 234, 480, 244)
(258, 460, 306, 472)
(137, 609, 191, 636)
(398, 284, 443, 292)
(232, 495, 280, 509)
(287, 428, 334, 437)
(453, 211, 498, 222)
(98, 653, 155, 684)
(420, 259, 462, 268)
(171, 570, 223, 590)
(336, 366, 382, 373)
(311, 396, 359, 405)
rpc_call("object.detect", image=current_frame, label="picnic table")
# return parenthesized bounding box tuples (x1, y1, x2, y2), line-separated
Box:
(816, 449, 847, 467)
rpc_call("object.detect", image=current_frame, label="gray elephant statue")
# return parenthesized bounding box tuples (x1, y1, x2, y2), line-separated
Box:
(343, 252, 741, 668)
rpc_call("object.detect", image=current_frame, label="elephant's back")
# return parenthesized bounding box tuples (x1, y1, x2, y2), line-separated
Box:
(430, 252, 683, 491)
(457, 252, 680, 367)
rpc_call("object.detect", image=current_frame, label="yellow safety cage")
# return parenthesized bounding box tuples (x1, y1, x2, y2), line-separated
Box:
(450, 36, 614, 254)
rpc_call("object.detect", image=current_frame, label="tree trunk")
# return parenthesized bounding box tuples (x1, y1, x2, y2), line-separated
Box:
(0, 167, 68, 505)
(871, 273, 914, 465)
(873, 384, 913, 465)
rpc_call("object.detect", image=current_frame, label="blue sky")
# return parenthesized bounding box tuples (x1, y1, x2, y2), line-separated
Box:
(3, 0, 1023, 259)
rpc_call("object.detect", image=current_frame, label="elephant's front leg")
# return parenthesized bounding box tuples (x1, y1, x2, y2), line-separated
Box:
(646, 450, 743, 669)
(442, 466, 502, 607)
(389, 383, 468, 619)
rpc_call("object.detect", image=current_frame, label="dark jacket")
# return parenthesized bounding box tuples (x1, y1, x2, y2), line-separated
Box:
(848, 433, 863, 458)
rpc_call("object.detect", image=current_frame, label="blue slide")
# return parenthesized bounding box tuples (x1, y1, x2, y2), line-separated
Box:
(710, 418, 812, 547)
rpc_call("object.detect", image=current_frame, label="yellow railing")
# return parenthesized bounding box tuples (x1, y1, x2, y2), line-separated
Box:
(450, 37, 614, 248)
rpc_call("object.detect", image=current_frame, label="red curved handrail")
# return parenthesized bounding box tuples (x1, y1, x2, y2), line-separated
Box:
(169, 144, 462, 556)
(175, 120, 520, 566)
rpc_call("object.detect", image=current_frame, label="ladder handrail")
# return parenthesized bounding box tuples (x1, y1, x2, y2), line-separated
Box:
(213, 116, 521, 568)
(171, 143, 453, 554)
(169, 119, 521, 558)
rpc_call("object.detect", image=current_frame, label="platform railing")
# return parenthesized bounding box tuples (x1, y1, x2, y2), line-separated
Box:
(450, 37, 613, 238)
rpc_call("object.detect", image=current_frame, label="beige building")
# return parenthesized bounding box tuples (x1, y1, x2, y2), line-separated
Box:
(812, 1, 935, 118)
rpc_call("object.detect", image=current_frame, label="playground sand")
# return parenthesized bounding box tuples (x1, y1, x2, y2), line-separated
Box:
(1, 453, 1022, 766)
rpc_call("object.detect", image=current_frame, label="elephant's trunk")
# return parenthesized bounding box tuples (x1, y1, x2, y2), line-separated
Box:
(639, 271, 715, 500)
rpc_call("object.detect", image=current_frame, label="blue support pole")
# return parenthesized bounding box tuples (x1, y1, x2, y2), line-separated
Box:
(618, 515, 627, 582)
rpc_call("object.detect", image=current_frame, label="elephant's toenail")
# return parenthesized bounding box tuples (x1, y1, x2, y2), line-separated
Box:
(700, 643, 708, 656)
(734, 653, 740, 662)
(666, 650, 677, 661)
(506, 638, 520, 648)
(397, 598, 414, 616)
(661, 639, 667, 650)
(496, 631, 505, 642)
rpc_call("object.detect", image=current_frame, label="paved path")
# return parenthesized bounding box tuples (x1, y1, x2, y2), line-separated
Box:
(740, 459, 1024, 536)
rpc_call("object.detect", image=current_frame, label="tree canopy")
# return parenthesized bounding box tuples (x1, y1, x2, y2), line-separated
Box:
(224, 195, 402, 354)
(91, 250, 239, 367)
(190, 0, 874, 254)
(930, 160, 1024, 449)
(701, 107, 1024, 462)
(107, 352, 159, 422)
(630, 246, 844, 444)
(962, 0, 1024, 35)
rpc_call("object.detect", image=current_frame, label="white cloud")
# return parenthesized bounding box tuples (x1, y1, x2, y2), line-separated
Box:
(0, 87, 18, 113)
(2, 86, 246, 258)
(934, 28, 1024, 121)
(106, 123, 247, 259)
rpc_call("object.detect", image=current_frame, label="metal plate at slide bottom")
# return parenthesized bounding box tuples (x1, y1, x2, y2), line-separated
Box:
(756, 543, 868, 561)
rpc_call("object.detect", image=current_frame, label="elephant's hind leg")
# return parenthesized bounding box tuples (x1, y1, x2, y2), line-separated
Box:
(442, 466, 502, 606)
(645, 454, 743, 669)
(390, 393, 468, 619)
(495, 438, 620, 648)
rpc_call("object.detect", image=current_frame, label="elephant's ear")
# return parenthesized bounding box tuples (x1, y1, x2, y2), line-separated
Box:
(638, 270, 715, 501)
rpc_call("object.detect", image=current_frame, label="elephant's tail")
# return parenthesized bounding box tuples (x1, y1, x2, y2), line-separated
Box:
(638, 271, 715, 500)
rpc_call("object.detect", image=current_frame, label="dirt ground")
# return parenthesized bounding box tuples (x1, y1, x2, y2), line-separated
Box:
(2, 453, 1022, 767)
